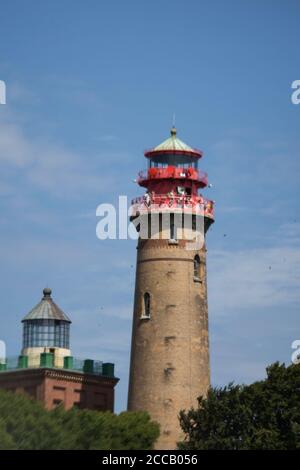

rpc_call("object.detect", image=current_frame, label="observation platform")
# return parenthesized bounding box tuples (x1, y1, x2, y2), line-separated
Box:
(130, 194, 214, 220)
(138, 167, 208, 188)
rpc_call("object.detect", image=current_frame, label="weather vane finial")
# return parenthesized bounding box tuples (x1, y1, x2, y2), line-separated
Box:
(171, 113, 177, 136)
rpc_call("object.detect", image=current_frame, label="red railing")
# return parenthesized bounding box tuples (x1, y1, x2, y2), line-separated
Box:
(137, 167, 208, 186)
(130, 194, 214, 219)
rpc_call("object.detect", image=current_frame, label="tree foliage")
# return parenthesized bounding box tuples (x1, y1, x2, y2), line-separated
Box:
(0, 389, 159, 450)
(179, 362, 300, 450)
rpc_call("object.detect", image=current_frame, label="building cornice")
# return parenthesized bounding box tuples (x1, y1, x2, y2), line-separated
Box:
(0, 368, 119, 387)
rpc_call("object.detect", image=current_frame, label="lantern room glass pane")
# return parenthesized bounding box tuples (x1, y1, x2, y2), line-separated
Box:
(22, 320, 70, 349)
(148, 154, 198, 169)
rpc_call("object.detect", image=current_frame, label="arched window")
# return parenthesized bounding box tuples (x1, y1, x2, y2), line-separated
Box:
(144, 292, 151, 318)
(194, 255, 200, 279)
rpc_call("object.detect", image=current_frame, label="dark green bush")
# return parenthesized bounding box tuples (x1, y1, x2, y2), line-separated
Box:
(0, 389, 159, 450)
(179, 362, 300, 450)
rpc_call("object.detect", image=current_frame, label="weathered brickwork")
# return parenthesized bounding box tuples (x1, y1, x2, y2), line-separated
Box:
(128, 238, 210, 449)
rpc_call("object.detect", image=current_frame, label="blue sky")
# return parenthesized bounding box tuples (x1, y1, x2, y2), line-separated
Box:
(0, 0, 299, 412)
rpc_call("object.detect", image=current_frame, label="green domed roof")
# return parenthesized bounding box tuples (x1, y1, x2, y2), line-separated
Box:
(144, 127, 202, 158)
(22, 288, 71, 323)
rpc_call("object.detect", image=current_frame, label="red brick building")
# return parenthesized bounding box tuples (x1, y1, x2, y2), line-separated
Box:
(0, 367, 118, 411)
(0, 288, 119, 411)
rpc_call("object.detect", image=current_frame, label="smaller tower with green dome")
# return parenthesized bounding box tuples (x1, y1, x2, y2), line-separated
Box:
(21, 287, 72, 368)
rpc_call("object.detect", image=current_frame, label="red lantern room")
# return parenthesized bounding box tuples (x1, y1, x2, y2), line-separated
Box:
(130, 127, 214, 226)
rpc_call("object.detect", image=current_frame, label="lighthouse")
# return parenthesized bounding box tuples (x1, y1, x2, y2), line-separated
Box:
(127, 127, 214, 449)
(21, 287, 72, 368)
(0, 287, 119, 411)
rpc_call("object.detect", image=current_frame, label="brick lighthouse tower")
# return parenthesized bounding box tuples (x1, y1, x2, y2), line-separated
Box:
(128, 127, 214, 449)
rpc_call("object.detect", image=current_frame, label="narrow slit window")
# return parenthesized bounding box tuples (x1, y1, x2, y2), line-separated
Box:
(144, 292, 151, 318)
(194, 255, 200, 279)
(170, 213, 177, 240)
